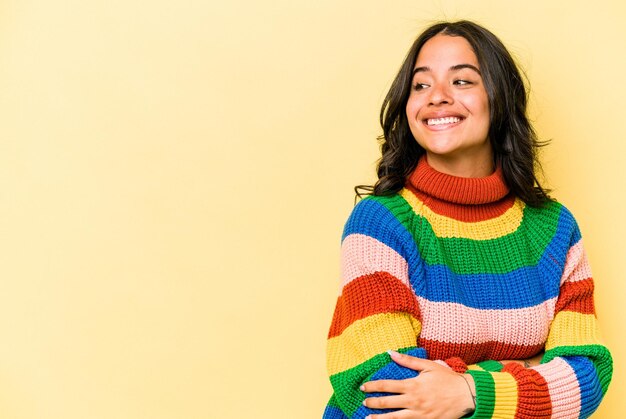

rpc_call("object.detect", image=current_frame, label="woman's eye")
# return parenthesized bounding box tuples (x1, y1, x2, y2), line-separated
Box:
(454, 79, 472, 86)
(413, 83, 429, 91)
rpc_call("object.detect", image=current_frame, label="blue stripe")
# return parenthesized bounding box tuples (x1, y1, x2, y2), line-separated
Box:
(322, 405, 347, 419)
(413, 230, 569, 308)
(342, 197, 416, 257)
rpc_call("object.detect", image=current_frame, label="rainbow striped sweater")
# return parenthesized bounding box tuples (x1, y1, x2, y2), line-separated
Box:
(324, 157, 612, 418)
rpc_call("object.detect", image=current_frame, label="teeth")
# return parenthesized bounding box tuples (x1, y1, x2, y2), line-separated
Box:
(427, 117, 460, 126)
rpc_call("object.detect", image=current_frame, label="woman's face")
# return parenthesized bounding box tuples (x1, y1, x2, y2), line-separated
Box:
(406, 34, 492, 176)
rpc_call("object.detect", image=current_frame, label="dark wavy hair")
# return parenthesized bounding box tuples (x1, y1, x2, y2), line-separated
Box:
(356, 20, 551, 206)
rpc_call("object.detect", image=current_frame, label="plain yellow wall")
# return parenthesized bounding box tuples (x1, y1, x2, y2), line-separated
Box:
(0, 1, 623, 418)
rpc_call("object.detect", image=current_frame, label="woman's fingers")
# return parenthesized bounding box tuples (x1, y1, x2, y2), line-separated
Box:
(363, 394, 411, 410)
(361, 379, 408, 394)
(387, 350, 435, 371)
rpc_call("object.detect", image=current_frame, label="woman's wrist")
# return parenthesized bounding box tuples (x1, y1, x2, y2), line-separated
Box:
(460, 373, 476, 415)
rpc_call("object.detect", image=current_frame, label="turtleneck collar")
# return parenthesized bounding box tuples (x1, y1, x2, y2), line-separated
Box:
(407, 156, 510, 205)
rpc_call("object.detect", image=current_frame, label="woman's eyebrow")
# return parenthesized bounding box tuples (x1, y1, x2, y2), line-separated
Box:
(412, 64, 481, 75)
(450, 64, 481, 75)
(413, 66, 430, 75)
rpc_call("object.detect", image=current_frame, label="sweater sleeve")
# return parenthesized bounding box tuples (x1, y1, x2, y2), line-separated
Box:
(324, 198, 428, 419)
(463, 235, 613, 418)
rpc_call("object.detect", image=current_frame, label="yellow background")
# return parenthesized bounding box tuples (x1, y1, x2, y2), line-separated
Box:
(0, 1, 623, 418)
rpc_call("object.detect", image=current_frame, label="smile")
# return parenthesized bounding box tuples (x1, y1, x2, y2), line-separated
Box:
(426, 117, 462, 126)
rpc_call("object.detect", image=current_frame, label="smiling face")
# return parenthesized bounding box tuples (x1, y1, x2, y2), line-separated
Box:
(406, 34, 492, 177)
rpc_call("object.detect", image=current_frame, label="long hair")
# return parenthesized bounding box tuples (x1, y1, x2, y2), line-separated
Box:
(356, 20, 551, 206)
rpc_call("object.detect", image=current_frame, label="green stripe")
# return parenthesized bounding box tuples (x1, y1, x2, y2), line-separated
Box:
(372, 194, 564, 274)
(476, 359, 503, 372)
(543, 344, 613, 394)
(328, 346, 415, 417)
(465, 370, 496, 418)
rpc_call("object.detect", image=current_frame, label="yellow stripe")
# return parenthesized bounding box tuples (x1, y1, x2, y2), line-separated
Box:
(400, 189, 525, 240)
(492, 372, 518, 418)
(467, 364, 485, 371)
(326, 313, 421, 376)
(546, 311, 602, 350)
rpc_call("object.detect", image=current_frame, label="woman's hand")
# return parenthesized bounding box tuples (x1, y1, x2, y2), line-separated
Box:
(361, 350, 475, 419)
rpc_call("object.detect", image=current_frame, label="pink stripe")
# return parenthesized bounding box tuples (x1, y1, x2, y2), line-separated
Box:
(417, 297, 556, 346)
(560, 240, 592, 285)
(340, 234, 409, 289)
(532, 358, 581, 418)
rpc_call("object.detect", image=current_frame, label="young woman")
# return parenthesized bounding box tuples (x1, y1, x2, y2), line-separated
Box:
(324, 21, 612, 419)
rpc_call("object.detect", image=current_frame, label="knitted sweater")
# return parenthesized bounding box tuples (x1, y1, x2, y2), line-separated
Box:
(324, 157, 612, 418)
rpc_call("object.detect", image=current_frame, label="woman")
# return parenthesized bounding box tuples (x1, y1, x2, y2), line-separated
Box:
(324, 21, 612, 419)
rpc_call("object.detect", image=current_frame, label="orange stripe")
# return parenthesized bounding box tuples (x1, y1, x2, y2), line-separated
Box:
(502, 363, 552, 417)
(328, 273, 420, 338)
(420, 338, 544, 365)
(555, 277, 595, 314)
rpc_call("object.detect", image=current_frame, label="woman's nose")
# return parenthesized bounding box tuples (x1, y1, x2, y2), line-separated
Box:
(428, 83, 453, 105)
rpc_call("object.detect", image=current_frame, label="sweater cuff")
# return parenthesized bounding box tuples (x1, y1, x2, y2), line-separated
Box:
(465, 370, 517, 418)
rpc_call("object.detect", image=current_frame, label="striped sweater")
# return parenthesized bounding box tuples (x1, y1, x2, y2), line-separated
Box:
(324, 157, 612, 418)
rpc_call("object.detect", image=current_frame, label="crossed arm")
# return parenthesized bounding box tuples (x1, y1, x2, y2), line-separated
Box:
(360, 351, 544, 419)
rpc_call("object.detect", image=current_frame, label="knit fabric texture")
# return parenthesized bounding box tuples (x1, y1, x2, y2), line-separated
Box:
(324, 157, 613, 418)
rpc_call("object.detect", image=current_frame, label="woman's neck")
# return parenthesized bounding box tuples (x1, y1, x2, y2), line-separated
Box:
(424, 150, 495, 178)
